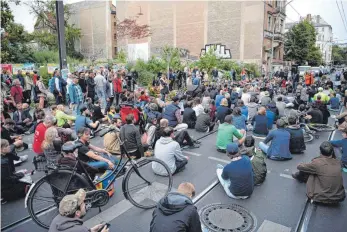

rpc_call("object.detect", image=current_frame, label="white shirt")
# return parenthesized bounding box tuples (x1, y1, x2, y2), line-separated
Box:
(193, 104, 204, 117)
(55, 78, 61, 92)
(241, 93, 251, 105)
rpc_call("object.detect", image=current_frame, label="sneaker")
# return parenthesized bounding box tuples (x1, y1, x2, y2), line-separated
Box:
(188, 143, 200, 149)
(19, 155, 28, 162)
(24, 131, 32, 135)
(194, 140, 201, 144)
(291, 172, 304, 182)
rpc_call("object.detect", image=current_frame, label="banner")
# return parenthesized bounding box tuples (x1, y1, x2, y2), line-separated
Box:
(1, 64, 12, 73)
(12, 63, 35, 74)
(12, 64, 23, 74)
(47, 64, 59, 74)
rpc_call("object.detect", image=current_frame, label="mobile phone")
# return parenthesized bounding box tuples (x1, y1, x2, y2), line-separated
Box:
(97, 223, 110, 232)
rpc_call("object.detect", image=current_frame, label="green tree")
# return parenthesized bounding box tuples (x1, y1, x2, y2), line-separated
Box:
(160, 46, 182, 72)
(284, 20, 318, 65)
(197, 48, 218, 74)
(307, 46, 323, 66)
(332, 45, 347, 65)
(1, 1, 34, 63)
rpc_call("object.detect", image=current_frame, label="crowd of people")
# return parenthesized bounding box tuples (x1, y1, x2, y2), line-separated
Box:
(1, 65, 347, 232)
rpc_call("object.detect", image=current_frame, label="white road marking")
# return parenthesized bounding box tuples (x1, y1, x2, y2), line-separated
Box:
(183, 151, 202, 156)
(279, 173, 294, 180)
(257, 220, 291, 232)
(208, 156, 230, 164)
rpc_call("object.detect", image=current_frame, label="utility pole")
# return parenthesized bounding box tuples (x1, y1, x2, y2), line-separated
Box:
(56, 0, 67, 69)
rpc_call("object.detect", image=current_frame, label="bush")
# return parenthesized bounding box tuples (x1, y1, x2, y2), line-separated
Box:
(39, 66, 51, 86)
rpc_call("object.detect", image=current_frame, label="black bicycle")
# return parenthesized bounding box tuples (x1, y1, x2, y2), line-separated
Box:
(25, 127, 173, 229)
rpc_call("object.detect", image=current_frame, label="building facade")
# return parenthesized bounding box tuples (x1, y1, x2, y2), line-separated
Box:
(68, 0, 117, 60)
(117, 0, 286, 70)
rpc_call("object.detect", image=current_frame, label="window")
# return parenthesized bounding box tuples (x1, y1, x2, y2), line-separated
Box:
(114, 22, 116, 27)
(114, 33, 117, 40)
(114, 47, 118, 55)
(268, 16, 271, 30)
(280, 19, 283, 32)
(274, 0, 278, 8)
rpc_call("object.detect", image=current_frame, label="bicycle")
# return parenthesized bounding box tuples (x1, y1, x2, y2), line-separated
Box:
(25, 127, 173, 229)
(307, 123, 335, 132)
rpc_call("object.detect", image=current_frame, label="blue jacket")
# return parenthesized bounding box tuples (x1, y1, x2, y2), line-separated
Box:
(263, 129, 292, 160)
(17, 74, 25, 88)
(192, 77, 200, 85)
(329, 97, 339, 109)
(68, 84, 82, 104)
(266, 110, 275, 129)
(163, 103, 180, 127)
(240, 105, 248, 119)
(49, 76, 63, 94)
(215, 95, 224, 107)
(232, 115, 247, 130)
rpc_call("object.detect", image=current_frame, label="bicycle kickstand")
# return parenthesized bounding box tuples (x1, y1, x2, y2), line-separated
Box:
(98, 206, 102, 213)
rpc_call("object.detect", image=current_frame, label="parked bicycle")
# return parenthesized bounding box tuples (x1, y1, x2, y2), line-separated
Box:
(25, 127, 173, 229)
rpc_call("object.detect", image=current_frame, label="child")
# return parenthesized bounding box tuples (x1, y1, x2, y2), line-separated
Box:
(241, 136, 267, 185)
(138, 91, 149, 108)
(107, 106, 120, 123)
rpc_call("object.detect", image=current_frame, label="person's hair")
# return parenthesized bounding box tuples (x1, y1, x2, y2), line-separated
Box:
(288, 116, 297, 125)
(51, 105, 57, 112)
(276, 119, 286, 128)
(1, 139, 9, 150)
(37, 75, 41, 81)
(162, 127, 174, 137)
(194, 97, 201, 105)
(125, 114, 134, 124)
(233, 107, 241, 116)
(141, 91, 145, 95)
(186, 101, 193, 108)
(204, 107, 210, 114)
(77, 127, 90, 138)
(237, 100, 244, 107)
(258, 107, 266, 115)
(317, 95, 321, 100)
(277, 96, 282, 101)
(4, 118, 15, 126)
(160, 118, 169, 128)
(44, 115, 55, 126)
(42, 127, 58, 150)
(244, 136, 255, 147)
(177, 182, 195, 198)
(224, 115, 233, 124)
(250, 96, 256, 103)
(210, 100, 215, 106)
(331, 92, 336, 97)
(115, 105, 120, 113)
(110, 106, 116, 111)
(320, 141, 334, 157)
(36, 109, 45, 120)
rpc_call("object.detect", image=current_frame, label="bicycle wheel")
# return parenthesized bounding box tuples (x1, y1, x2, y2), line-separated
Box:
(304, 133, 314, 143)
(27, 170, 92, 229)
(123, 157, 173, 209)
(308, 123, 335, 132)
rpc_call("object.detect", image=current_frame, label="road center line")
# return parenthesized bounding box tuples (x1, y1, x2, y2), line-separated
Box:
(208, 156, 230, 164)
(279, 173, 294, 180)
(183, 151, 202, 156)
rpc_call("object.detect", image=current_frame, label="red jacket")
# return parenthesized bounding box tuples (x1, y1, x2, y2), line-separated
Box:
(10, 86, 23, 104)
(113, 78, 122, 93)
(33, 123, 47, 154)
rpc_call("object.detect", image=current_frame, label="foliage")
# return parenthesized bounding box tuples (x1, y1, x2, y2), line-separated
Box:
(244, 63, 261, 78)
(197, 48, 219, 74)
(32, 50, 84, 65)
(1, 1, 34, 63)
(284, 20, 318, 65)
(25, 0, 82, 59)
(160, 46, 182, 72)
(307, 46, 323, 66)
(133, 59, 155, 86)
(39, 66, 51, 86)
(114, 50, 127, 64)
(147, 56, 166, 74)
(332, 45, 347, 65)
(117, 18, 151, 41)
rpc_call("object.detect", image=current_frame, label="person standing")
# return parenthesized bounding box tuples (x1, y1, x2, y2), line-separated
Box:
(10, 79, 23, 104)
(113, 72, 123, 106)
(86, 71, 96, 104)
(78, 72, 87, 101)
(94, 70, 107, 109)
(105, 74, 115, 114)
(23, 72, 33, 104)
(68, 77, 84, 115)
(36, 76, 50, 109)
(16, 70, 25, 88)
(212, 67, 218, 81)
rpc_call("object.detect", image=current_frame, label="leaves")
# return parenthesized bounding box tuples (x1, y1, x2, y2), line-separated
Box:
(117, 18, 150, 40)
(332, 45, 347, 65)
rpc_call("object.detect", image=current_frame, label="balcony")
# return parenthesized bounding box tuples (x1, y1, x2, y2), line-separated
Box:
(263, 30, 284, 41)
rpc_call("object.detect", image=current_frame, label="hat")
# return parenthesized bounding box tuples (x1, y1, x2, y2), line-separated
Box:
(226, 142, 239, 154)
(172, 96, 180, 102)
(318, 87, 323, 92)
(220, 98, 228, 107)
(264, 91, 270, 97)
(59, 189, 86, 216)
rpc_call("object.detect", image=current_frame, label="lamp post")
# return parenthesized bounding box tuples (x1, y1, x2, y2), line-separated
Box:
(55, 0, 67, 69)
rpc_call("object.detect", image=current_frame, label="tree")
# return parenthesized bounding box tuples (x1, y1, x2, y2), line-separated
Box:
(25, 0, 82, 59)
(284, 20, 318, 65)
(332, 45, 347, 65)
(307, 46, 323, 66)
(197, 48, 219, 74)
(116, 18, 151, 41)
(1, 1, 33, 63)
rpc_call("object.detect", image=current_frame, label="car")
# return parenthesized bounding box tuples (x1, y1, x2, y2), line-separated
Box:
(298, 66, 311, 77)
(311, 67, 321, 77)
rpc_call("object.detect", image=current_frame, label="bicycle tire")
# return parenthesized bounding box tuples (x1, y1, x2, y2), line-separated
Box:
(123, 157, 173, 209)
(308, 123, 335, 132)
(304, 133, 314, 143)
(27, 170, 92, 229)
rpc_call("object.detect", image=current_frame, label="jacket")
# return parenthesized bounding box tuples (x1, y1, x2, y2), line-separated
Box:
(183, 107, 197, 128)
(56, 110, 76, 127)
(17, 74, 25, 88)
(86, 77, 95, 93)
(260, 96, 271, 106)
(216, 106, 232, 123)
(10, 85, 23, 104)
(13, 110, 32, 125)
(113, 77, 122, 93)
(263, 129, 292, 160)
(305, 74, 314, 86)
(247, 102, 258, 121)
(120, 124, 143, 154)
(163, 104, 180, 127)
(104, 130, 121, 154)
(298, 156, 345, 204)
(285, 125, 306, 154)
(150, 192, 202, 232)
(195, 113, 211, 132)
(48, 214, 88, 232)
(153, 137, 187, 175)
(24, 75, 33, 91)
(276, 101, 286, 117)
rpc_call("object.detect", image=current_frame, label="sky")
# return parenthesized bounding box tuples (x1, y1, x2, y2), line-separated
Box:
(8, 0, 347, 42)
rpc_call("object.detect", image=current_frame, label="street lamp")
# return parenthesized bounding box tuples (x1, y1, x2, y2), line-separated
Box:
(269, 0, 294, 78)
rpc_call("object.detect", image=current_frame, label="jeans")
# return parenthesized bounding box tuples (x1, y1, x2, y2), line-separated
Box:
(259, 142, 269, 154)
(96, 88, 106, 109)
(115, 92, 121, 106)
(88, 153, 118, 169)
(76, 102, 83, 115)
(216, 166, 248, 199)
(173, 158, 188, 175)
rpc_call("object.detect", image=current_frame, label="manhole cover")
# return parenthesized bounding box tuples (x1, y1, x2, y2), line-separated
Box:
(200, 203, 257, 232)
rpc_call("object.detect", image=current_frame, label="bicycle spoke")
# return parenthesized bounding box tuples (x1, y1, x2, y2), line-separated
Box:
(125, 182, 150, 193)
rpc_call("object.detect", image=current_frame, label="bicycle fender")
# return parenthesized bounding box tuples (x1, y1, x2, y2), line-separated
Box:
(24, 182, 36, 208)
(121, 174, 129, 200)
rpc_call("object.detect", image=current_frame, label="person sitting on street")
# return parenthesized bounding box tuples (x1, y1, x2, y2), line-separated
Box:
(238, 100, 248, 120)
(232, 107, 247, 130)
(285, 116, 306, 154)
(240, 136, 267, 185)
(1, 139, 30, 202)
(330, 127, 347, 171)
(1, 118, 28, 152)
(107, 105, 120, 124)
(195, 107, 215, 133)
(307, 103, 324, 124)
(75, 127, 116, 170)
(75, 105, 100, 136)
(142, 116, 158, 149)
(216, 142, 254, 199)
(138, 91, 150, 108)
(48, 189, 109, 232)
(251, 107, 269, 137)
(153, 127, 189, 176)
(120, 114, 144, 159)
(247, 96, 259, 122)
(276, 96, 287, 118)
(12, 103, 33, 134)
(104, 118, 123, 157)
(216, 115, 246, 153)
(328, 92, 340, 111)
(25, 107, 45, 135)
(150, 182, 202, 232)
(42, 127, 63, 165)
(163, 96, 188, 131)
(259, 119, 292, 161)
(216, 98, 232, 123)
(91, 100, 108, 123)
(183, 101, 197, 129)
(192, 97, 204, 117)
(53, 104, 76, 128)
(292, 141, 346, 204)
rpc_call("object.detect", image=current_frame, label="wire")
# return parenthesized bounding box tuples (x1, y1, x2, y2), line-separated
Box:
(288, 3, 302, 18)
(336, 0, 347, 33)
(341, 1, 347, 29)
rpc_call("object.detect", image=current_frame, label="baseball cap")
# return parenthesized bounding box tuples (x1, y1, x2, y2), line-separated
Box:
(59, 189, 86, 216)
(226, 142, 239, 154)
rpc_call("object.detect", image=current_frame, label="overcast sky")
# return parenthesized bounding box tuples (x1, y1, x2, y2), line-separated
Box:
(8, 0, 347, 42)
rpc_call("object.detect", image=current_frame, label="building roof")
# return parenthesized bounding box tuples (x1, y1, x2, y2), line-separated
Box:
(285, 15, 332, 30)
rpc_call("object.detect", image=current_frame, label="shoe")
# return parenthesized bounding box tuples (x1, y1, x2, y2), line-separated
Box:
(189, 143, 200, 149)
(291, 172, 304, 182)
(19, 155, 28, 162)
(24, 131, 32, 135)
(194, 140, 201, 144)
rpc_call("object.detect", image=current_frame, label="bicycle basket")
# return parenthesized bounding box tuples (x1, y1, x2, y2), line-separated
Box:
(32, 155, 48, 171)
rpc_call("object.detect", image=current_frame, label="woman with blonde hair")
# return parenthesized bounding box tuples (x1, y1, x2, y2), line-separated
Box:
(42, 127, 62, 164)
(251, 106, 269, 137)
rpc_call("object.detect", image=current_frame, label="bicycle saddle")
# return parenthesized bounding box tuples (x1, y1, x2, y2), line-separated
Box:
(62, 143, 83, 153)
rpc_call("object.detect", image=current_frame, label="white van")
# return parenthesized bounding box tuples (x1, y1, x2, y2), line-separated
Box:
(298, 66, 311, 77)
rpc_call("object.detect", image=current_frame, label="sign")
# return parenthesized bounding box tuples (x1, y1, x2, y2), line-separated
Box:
(200, 44, 231, 59)
(61, 69, 69, 80)
(1, 64, 12, 73)
(12, 63, 36, 74)
(47, 63, 59, 74)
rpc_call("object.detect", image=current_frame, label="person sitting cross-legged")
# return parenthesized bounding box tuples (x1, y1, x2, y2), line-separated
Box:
(152, 127, 189, 176)
(12, 103, 33, 134)
(75, 105, 100, 137)
(150, 182, 202, 232)
(195, 107, 215, 133)
(259, 119, 292, 161)
(216, 142, 254, 199)
(285, 115, 306, 154)
(183, 101, 197, 129)
(292, 141, 346, 204)
(251, 107, 269, 137)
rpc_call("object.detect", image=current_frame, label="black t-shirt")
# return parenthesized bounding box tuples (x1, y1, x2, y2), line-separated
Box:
(307, 109, 323, 124)
(1, 126, 14, 143)
(77, 140, 91, 163)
